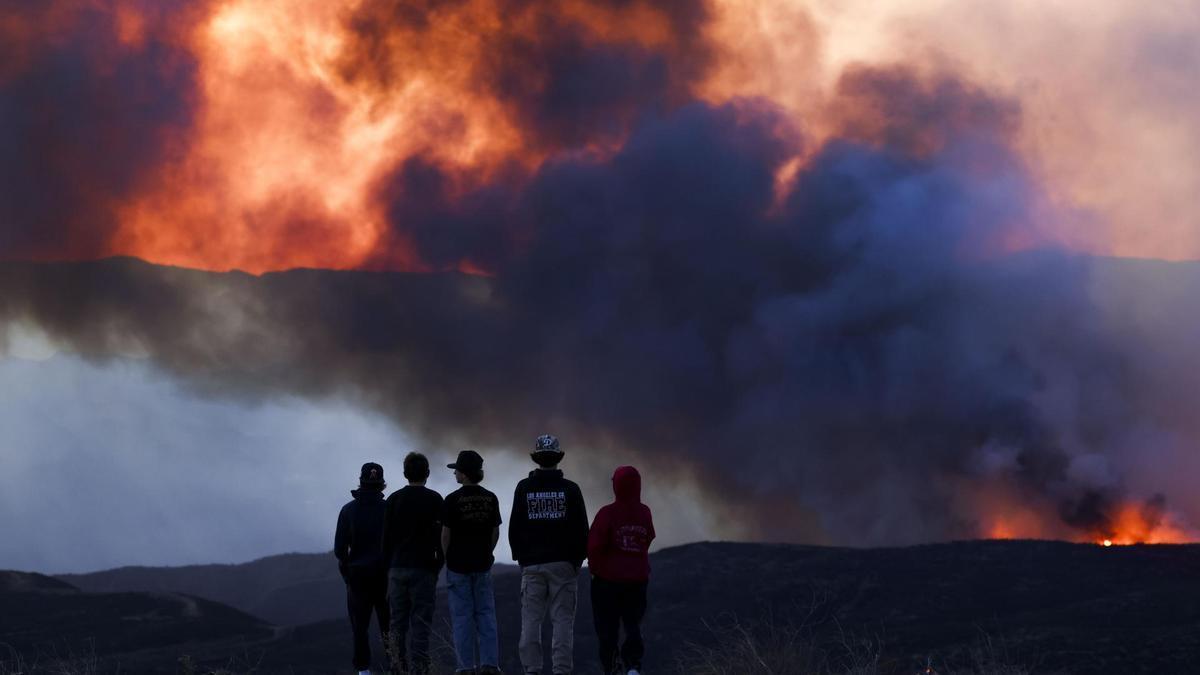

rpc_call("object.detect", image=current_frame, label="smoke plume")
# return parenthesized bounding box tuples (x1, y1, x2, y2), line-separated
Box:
(2, 0, 1199, 546)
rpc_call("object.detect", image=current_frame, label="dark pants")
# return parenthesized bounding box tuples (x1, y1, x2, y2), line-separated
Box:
(388, 567, 437, 673)
(346, 567, 390, 671)
(590, 576, 648, 673)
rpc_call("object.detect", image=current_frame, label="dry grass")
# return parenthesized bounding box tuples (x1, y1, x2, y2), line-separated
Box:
(675, 614, 880, 675)
(0, 641, 99, 675)
(674, 615, 1036, 675)
(3, 617, 1036, 675)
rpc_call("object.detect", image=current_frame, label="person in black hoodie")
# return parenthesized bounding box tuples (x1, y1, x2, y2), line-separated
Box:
(334, 462, 390, 675)
(509, 434, 589, 675)
(381, 452, 443, 675)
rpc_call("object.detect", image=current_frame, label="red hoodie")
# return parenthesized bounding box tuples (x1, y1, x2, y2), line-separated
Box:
(588, 466, 655, 583)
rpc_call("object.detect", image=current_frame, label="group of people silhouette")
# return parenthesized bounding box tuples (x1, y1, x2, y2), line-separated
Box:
(334, 434, 655, 675)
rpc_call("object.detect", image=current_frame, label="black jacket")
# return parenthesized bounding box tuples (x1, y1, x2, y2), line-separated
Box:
(382, 484, 444, 572)
(509, 469, 589, 567)
(334, 488, 387, 574)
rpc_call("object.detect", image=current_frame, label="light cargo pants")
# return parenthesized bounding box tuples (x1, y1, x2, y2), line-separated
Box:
(518, 561, 579, 674)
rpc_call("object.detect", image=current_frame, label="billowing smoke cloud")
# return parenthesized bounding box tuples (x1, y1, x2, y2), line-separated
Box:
(340, 0, 711, 152)
(0, 1, 201, 260)
(1, 0, 1199, 548)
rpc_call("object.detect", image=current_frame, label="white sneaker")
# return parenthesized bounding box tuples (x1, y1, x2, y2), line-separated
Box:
(627, 670, 641, 675)
(357, 670, 370, 675)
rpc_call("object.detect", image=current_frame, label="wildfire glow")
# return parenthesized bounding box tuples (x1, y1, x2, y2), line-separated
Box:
(113, 0, 528, 273)
(9, 0, 1197, 274)
(1094, 501, 1197, 546)
(107, 0, 702, 273)
(986, 498, 1198, 546)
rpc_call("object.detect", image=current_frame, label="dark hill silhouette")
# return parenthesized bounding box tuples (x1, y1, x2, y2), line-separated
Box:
(0, 571, 272, 672)
(648, 540, 1200, 674)
(0, 569, 76, 592)
(3, 540, 1196, 673)
(59, 552, 344, 626)
(60, 552, 520, 627)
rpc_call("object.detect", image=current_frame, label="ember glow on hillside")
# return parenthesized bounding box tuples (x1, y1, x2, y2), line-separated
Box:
(3, 0, 1200, 560)
(1096, 499, 1195, 546)
(987, 496, 1198, 546)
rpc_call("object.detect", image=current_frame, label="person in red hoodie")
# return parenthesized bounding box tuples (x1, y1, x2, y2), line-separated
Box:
(587, 466, 655, 675)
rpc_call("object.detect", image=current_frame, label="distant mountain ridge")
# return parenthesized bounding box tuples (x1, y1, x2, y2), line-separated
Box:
(0, 570, 272, 672)
(0, 569, 76, 592)
(59, 551, 520, 626)
(59, 551, 341, 626)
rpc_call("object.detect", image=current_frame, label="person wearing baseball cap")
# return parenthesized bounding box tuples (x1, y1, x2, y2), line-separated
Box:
(441, 450, 504, 675)
(509, 434, 589, 675)
(334, 462, 391, 675)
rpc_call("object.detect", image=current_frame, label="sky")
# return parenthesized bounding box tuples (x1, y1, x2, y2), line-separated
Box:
(2, 0, 1200, 572)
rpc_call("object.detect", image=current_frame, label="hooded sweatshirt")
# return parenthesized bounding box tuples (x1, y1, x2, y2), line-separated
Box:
(334, 488, 388, 571)
(587, 466, 655, 583)
(509, 468, 589, 567)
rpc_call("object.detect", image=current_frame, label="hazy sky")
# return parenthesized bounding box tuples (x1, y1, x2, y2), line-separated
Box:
(0, 331, 716, 573)
(0, 348, 408, 572)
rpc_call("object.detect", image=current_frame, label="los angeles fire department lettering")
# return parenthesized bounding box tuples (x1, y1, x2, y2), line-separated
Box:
(526, 490, 567, 520)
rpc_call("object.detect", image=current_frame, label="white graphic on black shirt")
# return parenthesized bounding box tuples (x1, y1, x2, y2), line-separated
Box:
(526, 490, 567, 520)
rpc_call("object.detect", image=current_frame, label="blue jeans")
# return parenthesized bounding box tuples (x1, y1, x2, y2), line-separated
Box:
(446, 569, 499, 671)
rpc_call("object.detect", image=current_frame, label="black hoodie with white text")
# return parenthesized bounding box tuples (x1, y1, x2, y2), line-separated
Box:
(508, 469, 589, 568)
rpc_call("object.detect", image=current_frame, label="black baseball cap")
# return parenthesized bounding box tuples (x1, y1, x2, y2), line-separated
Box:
(447, 450, 484, 473)
(359, 462, 385, 486)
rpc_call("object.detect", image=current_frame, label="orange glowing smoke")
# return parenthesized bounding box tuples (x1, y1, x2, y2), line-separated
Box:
(106, 0, 699, 274)
(115, 0, 522, 273)
(11, 0, 1200, 272)
(105, 0, 1025, 274)
(986, 499, 1197, 545)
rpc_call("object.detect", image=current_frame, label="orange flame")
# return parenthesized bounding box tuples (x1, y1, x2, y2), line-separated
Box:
(1092, 501, 1196, 546)
(985, 499, 1197, 546)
